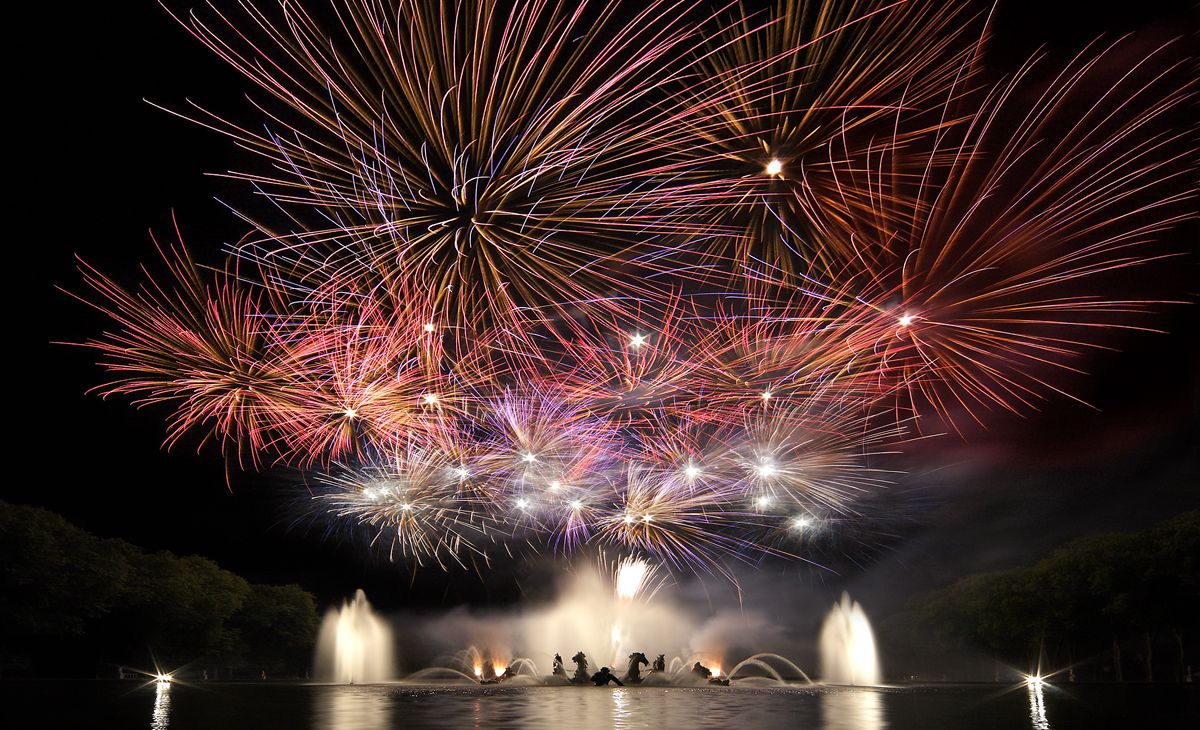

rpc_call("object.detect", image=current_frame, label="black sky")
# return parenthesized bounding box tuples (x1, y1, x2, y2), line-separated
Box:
(14, 0, 1198, 612)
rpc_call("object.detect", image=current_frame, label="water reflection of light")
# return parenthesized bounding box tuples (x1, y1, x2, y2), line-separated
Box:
(150, 680, 171, 730)
(314, 687, 391, 730)
(1028, 683, 1050, 729)
(611, 688, 631, 728)
(821, 689, 886, 730)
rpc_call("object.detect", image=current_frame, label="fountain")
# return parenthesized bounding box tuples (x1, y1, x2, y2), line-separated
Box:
(727, 653, 815, 685)
(315, 589, 395, 683)
(818, 592, 881, 685)
(512, 557, 691, 670)
(393, 560, 828, 688)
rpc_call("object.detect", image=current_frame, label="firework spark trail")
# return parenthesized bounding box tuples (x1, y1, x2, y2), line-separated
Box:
(813, 35, 1199, 429)
(72, 0, 1198, 579)
(312, 444, 509, 569)
(652, 0, 991, 279)
(69, 227, 302, 467)
(163, 0, 732, 332)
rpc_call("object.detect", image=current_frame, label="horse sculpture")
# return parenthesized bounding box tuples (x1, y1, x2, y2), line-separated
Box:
(623, 652, 650, 684)
(570, 651, 590, 684)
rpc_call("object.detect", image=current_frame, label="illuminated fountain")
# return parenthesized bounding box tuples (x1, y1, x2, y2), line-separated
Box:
(400, 558, 824, 687)
(315, 589, 395, 684)
(514, 557, 690, 674)
(727, 653, 814, 685)
(818, 593, 881, 685)
(402, 557, 707, 685)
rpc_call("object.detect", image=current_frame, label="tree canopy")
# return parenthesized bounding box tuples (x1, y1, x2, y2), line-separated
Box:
(0, 501, 318, 677)
(893, 512, 1199, 680)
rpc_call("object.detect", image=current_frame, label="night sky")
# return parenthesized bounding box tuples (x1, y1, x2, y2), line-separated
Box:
(16, 0, 1198, 615)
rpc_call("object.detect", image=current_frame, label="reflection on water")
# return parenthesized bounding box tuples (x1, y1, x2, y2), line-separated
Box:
(821, 688, 886, 730)
(313, 686, 391, 730)
(30, 681, 1199, 730)
(150, 681, 171, 730)
(305, 685, 837, 729)
(611, 688, 631, 727)
(1028, 684, 1050, 729)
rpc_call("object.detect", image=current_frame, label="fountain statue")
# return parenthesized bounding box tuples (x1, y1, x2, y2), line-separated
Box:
(314, 589, 395, 683)
(818, 592, 881, 685)
(390, 559, 832, 688)
(622, 651, 650, 684)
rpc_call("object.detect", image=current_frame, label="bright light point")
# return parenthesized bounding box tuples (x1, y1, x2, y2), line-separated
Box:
(756, 461, 777, 478)
(342, 407, 358, 419)
(642, 514, 653, 522)
(710, 665, 721, 678)
(616, 558, 650, 600)
(399, 503, 413, 512)
(422, 322, 436, 333)
(422, 393, 439, 405)
(1025, 675, 1045, 687)
(522, 452, 538, 463)
(791, 515, 811, 530)
(765, 158, 783, 176)
(569, 500, 583, 510)
(629, 333, 647, 348)
(684, 464, 701, 479)
(755, 495, 773, 510)
(515, 498, 530, 510)
(761, 390, 772, 401)
(623, 514, 635, 524)
(155, 674, 172, 683)
(455, 466, 469, 479)
(549, 480, 562, 491)
(899, 314, 914, 327)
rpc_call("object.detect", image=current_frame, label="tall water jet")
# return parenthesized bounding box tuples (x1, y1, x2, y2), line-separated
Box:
(315, 589, 395, 683)
(819, 593, 880, 685)
(512, 556, 689, 670)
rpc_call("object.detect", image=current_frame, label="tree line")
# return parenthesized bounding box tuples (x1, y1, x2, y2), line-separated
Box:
(0, 502, 319, 678)
(885, 511, 1199, 682)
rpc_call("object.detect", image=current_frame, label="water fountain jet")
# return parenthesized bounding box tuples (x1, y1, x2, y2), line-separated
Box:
(818, 592, 880, 685)
(315, 589, 395, 684)
(728, 653, 814, 684)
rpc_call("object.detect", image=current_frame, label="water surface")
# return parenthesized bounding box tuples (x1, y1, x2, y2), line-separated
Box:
(5, 680, 1197, 729)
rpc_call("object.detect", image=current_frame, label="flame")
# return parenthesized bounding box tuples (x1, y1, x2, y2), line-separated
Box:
(473, 664, 482, 678)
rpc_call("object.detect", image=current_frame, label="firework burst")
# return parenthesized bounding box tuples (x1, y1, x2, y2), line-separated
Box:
(658, 0, 989, 277)
(312, 444, 508, 569)
(71, 229, 297, 466)
(73, 0, 1198, 581)
(166, 0, 728, 332)
(814, 36, 1198, 428)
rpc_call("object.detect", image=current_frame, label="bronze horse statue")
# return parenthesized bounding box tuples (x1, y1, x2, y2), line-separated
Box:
(570, 651, 590, 684)
(623, 652, 650, 684)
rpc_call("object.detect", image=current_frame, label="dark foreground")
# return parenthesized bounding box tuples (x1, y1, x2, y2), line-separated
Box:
(2, 680, 1197, 730)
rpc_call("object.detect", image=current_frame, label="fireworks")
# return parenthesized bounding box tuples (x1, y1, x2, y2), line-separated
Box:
(75, 0, 1197, 579)
(162, 0, 718, 333)
(813, 36, 1198, 428)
